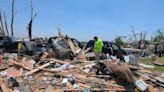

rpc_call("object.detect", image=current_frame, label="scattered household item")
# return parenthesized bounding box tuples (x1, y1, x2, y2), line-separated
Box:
(135, 79, 149, 91)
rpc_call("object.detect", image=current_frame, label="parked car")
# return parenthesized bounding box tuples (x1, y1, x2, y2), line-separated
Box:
(5, 41, 44, 55)
(47, 36, 86, 60)
(31, 38, 47, 48)
(153, 42, 164, 57)
(0, 36, 45, 56)
(86, 40, 126, 55)
(0, 36, 14, 52)
(85, 40, 127, 61)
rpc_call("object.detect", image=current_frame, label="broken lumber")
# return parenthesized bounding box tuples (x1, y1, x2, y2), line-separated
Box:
(47, 58, 69, 64)
(77, 50, 87, 61)
(57, 71, 124, 88)
(58, 31, 78, 55)
(67, 38, 80, 54)
(1, 83, 9, 92)
(0, 78, 12, 92)
(149, 78, 164, 88)
(9, 59, 31, 70)
(56, 88, 128, 91)
(40, 51, 49, 61)
(88, 75, 112, 78)
(24, 61, 54, 76)
(139, 63, 154, 69)
(41, 68, 61, 73)
(153, 62, 164, 66)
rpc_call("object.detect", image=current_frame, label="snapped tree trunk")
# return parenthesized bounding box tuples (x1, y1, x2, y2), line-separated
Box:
(28, 0, 37, 40)
(11, 0, 15, 36)
(0, 13, 3, 34)
(28, 19, 32, 40)
(0, 12, 5, 35)
(4, 11, 9, 36)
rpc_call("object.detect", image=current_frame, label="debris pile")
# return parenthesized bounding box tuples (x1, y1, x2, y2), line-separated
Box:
(0, 56, 163, 92)
(0, 32, 163, 92)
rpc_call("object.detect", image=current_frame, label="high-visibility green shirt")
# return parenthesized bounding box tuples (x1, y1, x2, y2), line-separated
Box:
(94, 39, 103, 53)
(17, 42, 22, 51)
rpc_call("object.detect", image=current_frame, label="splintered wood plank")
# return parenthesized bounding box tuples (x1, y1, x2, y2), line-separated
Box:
(67, 39, 77, 54)
(1, 83, 9, 92)
(77, 50, 87, 61)
(47, 58, 69, 64)
(40, 52, 49, 61)
(0, 78, 12, 92)
(24, 61, 53, 76)
(9, 59, 32, 70)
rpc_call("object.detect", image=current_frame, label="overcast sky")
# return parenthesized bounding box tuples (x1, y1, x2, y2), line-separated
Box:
(0, 0, 164, 41)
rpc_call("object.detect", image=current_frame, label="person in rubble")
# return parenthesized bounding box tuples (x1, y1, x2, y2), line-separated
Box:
(140, 41, 146, 57)
(94, 36, 104, 63)
(157, 45, 163, 57)
(17, 42, 22, 55)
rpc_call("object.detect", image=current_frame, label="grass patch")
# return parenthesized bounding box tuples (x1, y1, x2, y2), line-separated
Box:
(138, 57, 153, 65)
(154, 66, 164, 72)
(138, 57, 164, 72)
(160, 56, 164, 60)
(155, 56, 164, 72)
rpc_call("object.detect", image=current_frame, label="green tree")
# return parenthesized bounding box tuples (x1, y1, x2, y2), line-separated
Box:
(115, 36, 124, 46)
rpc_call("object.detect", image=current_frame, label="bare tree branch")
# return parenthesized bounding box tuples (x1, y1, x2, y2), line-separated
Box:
(14, 9, 19, 15)
(33, 12, 37, 20)
(30, 0, 33, 19)
(131, 26, 138, 42)
(144, 31, 148, 40)
(140, 32, 142, 41)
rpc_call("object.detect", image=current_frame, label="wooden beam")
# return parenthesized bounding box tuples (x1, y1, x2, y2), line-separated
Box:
(46, 58, 69, 65)
(9, 59, 31, 70)
(24, 61, 54, 76)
